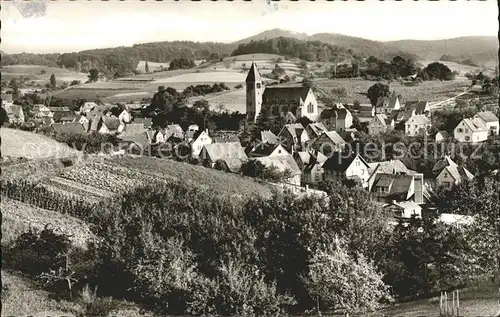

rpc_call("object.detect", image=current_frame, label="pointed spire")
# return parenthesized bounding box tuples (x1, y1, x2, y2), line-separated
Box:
(245, 62, 262, 83)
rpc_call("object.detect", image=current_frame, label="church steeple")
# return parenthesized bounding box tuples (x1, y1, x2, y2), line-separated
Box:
(245, 62, 264, 124)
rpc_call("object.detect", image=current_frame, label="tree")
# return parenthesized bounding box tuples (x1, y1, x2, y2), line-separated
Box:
(304, 238, 391, 313)
(145, 61, 150, 73)
(88, 69, 99, 82)
(419, 62, 454, 81)
(0, 106, 8, 127)
(50, 74, 57, 88)
(367, 83, 390, 106)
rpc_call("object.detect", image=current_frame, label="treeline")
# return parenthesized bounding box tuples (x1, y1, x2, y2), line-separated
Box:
(440, 54, 479, 67)
(2, 174, 498, 315)
(231, 37, 354, 62)
(2, 41, 235, 76)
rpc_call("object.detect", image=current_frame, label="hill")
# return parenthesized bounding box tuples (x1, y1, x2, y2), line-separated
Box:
(385, 36, 498, 67)
(0, 128, 80, 161)
(233, 28, 309, 44)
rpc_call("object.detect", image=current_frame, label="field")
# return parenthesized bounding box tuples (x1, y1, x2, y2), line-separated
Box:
(1, 128, 80, 161)
(1, 64, 88, 83)
(419, 60, 495, 79)
(1, 198, 94, 248)
(363, 283, 500, 317)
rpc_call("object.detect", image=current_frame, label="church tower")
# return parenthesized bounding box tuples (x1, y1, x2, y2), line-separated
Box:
(245, 62, 264, 123)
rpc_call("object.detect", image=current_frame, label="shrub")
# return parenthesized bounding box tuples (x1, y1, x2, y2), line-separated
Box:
(60, 157, 74, 167)
(234, 84, 243, 89)
(77, 285, 119, 317)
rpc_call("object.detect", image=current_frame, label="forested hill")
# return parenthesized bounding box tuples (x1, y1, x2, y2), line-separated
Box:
(231, 37, 358, 62)
(1, 41, 236, 76)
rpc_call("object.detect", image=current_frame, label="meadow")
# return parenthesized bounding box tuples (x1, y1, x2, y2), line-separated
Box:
(1, 64, 88, 83)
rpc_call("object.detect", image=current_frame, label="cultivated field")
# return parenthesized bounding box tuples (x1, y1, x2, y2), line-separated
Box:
(1, 64, 88, 83)
(188, 88, 246, 113)
(1, 198, 94, 248)
(1, 128, 80, 161)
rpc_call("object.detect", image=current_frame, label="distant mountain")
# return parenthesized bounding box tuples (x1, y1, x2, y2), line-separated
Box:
(233, 28, 308, 44)
(384, 36, 498, 66)
(234, 30, 498, 66)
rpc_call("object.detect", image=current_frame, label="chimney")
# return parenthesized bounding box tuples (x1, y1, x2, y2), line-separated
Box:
(413, 173, 424, 204)
(306, 184, 309, 192)
(291, 145, 295, 154)
(205, 128, 209, 136)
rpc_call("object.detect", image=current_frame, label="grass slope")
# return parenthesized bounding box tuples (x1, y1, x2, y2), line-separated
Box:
(1, 128, 80, 160)
(1, 64, 88, 83)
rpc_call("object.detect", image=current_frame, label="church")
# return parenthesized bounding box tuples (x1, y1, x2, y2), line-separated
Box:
(245, 62, 319, 124)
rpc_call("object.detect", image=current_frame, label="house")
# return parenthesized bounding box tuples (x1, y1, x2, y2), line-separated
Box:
(367, 114, 394, 135)
(300, 151, 328, 184)
(99, 116, 122, 134)
(212, 134, 241, 143)
(405, 114, 431, 136)
(433, 156, 474, 189)
(368, 172, 425, 204)
(58, 114, 78, 123)
(473, 111, 499, 135)
(358, 104, 375, 123)
(304, 122, 327, 140)
(118, 131, 151, 154)
(118, 109, 132, 123)
(199, 142, 247, 172)
(122, 123, 147, 134)
(249, 143, 290, 158)
(4, 104, 25, 123)
(454, 118, 488, 143)
(190, 129, 212, 157)
(310, 131, 346, 156)
(74, 115, 90, 132)
(245, 62, 319, 123)
(167, 124, 185, 140)
(1, 94, 13, 106)
(376, 92, 400, 114)
(368, 159, 415, 178)
(435, 130, 450, 142)
(52, 109, 76, 123)
(384, 201, 422, 219)
(80, 102, 98, 114)
(403, 100, 431, 117)
(322, 152, 371, 187)
(50, 122, 85, 135)
(48, 106, 71, 113)
(319, 105, 353, 132)
(133, 118, 153, 130)
(253, 154, 302, 186)
(260, 130, 279, 145)
(393, 108, 415, 125)
(33, 104, 53, 119)
(277, 123, 307, 152)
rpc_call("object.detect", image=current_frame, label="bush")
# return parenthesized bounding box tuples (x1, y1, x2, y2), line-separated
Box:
(70, 80, 81, 86)
(234, 84, 243, 89)
(60, 157, 74, 167)
(77, 285, 119, 317)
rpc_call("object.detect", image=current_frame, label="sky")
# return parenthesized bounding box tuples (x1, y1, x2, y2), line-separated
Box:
(1, 0, 498, 54)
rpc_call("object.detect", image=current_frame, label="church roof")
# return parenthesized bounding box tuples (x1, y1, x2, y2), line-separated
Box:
(262, 86, 311, 105)
(245, 62, 262, 83)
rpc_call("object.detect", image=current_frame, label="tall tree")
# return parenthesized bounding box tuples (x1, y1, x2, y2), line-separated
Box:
(50, 74, 57, 88)
(88, 69, 99, 82)
(367, 83, 390, 106)
(145, 61, 150, 73)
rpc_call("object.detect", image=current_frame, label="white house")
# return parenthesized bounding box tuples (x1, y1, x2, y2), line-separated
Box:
(319, 104, 353, 132)
(249, 143, 290, 158)
(376, 92, 401, 115)
(384, 201, 422, 219)
(436, 165, 474, 189)
(322, 152, 371, 188)
(435, 130, 450, 142)
(368, 114, 394, 135)
(473, 111, 499, 136)
(454, 118, 489, 143)
(405, 114, 431, 136)
(118, 109, 132, 123)
(190, 130, 212, 157)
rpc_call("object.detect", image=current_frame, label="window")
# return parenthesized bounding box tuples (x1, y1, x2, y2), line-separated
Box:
(315, 173, 320, 182)
(465, 136, 470, 141)
(444, 173, 447, 178)
(465, 129, 469, 133)
(458, 128, 463, 133)
(307, 103, 314, 113)
(256, 83, 261, 89)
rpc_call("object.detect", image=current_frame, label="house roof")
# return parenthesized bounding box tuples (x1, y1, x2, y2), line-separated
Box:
(322, 152, 369, 172)
(133, 117, 152, 128)
(405, 101, 429, 114)
(212, 134, 241, 143)
(303, 151, 329, 172)
(118, 131, 150, 147)
(368, 159, 414, 175)
(167, 124, 185, 137)
(377, 92, 399, 109)
(319, 131, 346, 145)
(371, 173, 415, 200)
(475, 111, 498, 123)
(245, 62, 262, 83)
(436, 130, 450, 139)
(59, 115, 78, 122)
(89, 115, 103, 132)
(81, 102, 98, 110)
(48, 106, 71, 112)
(254, 154, 301, 176)
(406, 114, 431, 125)
(462, 118, 488, 132)
(104, 116, 121, 130)
(53, 111, 76, 122)
(372, 114, 388, 126)
(250, 143, 287, 157)
(123, 123, 146, 134)
(386, 200, 422, 213)
(306, 122, 327, 138)
(432, 155, 458, 174)
(8, 105, 23, 117)
(441, 165, 474, 182)
(280, 123, 305, 140)
(1, 94, 13, 103)
(261, 130, 279, 144)
(51, 122, 85, 135)
(262, 86, 311, 105)
(320, 107, 350, 120)
(284, 111, 297, 123)
(202, 142, 247, 159)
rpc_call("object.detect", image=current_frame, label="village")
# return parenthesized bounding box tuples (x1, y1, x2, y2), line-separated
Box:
(2, 62, 498, 226)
